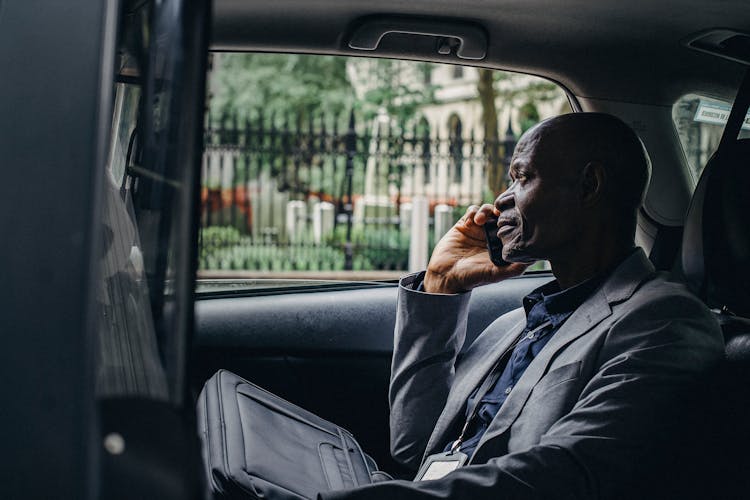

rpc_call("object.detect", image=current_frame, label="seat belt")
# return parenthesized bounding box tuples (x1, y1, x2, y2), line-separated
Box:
(717, 66, 750, 152)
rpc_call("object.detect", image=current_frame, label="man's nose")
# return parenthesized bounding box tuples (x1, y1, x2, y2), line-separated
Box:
(494, 185, 514, 212)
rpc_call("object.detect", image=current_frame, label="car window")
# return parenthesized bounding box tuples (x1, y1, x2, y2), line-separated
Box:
(672, 93, 750, 182)
(198, 54, 571, 293)
(98, 77, 170, 400)
(96, 1, 205, 404)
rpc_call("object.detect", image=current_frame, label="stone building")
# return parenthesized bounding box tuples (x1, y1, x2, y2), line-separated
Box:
(347, 59, 571, 214)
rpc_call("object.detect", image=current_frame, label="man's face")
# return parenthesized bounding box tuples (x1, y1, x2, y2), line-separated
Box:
(494, 126, 583, 263)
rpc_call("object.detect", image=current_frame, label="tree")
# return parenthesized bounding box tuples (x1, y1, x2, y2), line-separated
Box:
(353, 60, 437, 125)
(209, 53, 355, 124)
(518, 101, 541, 134)
(477, 68, 502, 196)
(476, 70, 564, 197)
(210, 54, 436, 136)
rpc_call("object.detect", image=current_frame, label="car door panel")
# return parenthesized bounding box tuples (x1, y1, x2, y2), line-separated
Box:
(192, 274, 551, 474)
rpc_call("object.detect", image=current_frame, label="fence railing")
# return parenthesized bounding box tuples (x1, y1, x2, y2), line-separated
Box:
(199, 110, 516, 273)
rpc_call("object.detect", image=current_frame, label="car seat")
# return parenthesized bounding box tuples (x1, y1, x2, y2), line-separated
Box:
(679, 73, 750, 498)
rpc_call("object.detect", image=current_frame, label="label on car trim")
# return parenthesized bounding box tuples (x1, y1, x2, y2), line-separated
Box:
(694, 100, 750, 130)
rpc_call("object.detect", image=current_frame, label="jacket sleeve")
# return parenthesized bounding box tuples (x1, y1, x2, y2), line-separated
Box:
(388, 273, 472, 469)
(322, 292, 724, 500)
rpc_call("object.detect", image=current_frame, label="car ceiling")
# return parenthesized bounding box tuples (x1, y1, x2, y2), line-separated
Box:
(212, 0, 750, 106)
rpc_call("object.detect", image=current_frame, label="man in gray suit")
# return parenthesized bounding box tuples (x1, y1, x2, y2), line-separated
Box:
(322, 113, 723, 499)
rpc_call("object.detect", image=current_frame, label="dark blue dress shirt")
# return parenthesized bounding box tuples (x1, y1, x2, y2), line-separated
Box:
(445, 275, 605, 457)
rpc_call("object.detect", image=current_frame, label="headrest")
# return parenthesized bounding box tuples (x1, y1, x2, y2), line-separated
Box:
(681, 138, 750, 317)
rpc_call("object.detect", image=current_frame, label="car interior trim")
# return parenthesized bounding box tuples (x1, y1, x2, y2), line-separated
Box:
(347, 16, 488, 60)
(684, 29, 750, 66)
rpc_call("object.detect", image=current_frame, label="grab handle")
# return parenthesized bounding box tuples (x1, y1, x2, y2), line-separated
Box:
(348, 17, 487, 60)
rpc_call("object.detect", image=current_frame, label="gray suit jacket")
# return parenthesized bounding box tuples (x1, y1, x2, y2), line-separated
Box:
(323, 249, 723, 499)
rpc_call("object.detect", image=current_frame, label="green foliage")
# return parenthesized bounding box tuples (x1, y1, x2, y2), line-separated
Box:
(526, 260, 550, 271)
(210, 55, 440, 129)
(200, 226, 243, 249)
(492, 74, 561, 106)
(210, 53, 355, 123)
(330, 224, 410, 271)
(199, 226, 348, 272)
(199, 222, 550, 274)
(355, 60, 437, 124)
(518, 102, 540, 134)
(199, 225, 411, 272)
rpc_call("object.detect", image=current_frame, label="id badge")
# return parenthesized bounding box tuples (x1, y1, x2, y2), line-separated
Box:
(414, 451, 469, 481)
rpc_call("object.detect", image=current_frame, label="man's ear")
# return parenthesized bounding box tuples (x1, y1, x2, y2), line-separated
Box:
(580, 161, 605, 206)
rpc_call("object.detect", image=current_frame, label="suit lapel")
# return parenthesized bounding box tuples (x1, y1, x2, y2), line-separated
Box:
(422, 309, 527, 460)
(470, 249, 656, 460)
(470, 289, 613, 460)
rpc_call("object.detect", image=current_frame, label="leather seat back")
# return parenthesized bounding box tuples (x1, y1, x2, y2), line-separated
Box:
(680, 138, 750, 497)
(681, 139, 750, 316)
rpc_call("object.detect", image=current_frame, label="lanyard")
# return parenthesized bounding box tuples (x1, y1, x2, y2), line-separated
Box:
(449, 319, 553, 454)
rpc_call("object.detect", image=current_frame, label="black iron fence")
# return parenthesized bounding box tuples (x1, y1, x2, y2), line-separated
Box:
(199, 110, 516, 273)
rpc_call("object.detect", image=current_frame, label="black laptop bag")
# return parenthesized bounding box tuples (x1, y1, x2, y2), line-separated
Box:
(198, 369, 390, 500)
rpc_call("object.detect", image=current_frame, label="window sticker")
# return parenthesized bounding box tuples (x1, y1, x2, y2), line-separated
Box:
(693, 100, 750, 131)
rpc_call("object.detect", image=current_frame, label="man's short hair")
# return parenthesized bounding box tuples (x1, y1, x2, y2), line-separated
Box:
(536, 112, 652, 215)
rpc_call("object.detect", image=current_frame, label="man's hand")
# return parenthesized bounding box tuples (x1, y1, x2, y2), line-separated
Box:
(423, 204, 529, 294)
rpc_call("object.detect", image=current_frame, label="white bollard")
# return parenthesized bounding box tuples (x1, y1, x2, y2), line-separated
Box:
(434, 204, 454, 243)
(409, 196, 429, 272)
(313, 201, 335, 244)
(286, 200, 307, 244)
(208, 150, 221, 188)
(222, 151, 235, 189)
(399, 202, 412, 235)
(259, 174, 273, 235)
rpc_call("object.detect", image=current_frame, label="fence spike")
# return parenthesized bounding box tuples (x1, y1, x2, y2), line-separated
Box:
(422, 124, 431, 184)
(280, 113, 291, 191)
(319, 113, 326, 151)
(232, 113, 240, 144)
(201, 106, 514, 276)
(243, 117, 251, 147)
(206, 112, 214, 143)
(347, 109, 356, 135)
(270, 111, 278, 151)
(256, 109, 264, 149)
(343, 109, 357, 271)
(307, 111, 315, 151)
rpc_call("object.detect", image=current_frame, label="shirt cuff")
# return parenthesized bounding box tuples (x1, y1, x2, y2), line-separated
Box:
(401, 270, 427, 291)
(400, 270, 470, 296)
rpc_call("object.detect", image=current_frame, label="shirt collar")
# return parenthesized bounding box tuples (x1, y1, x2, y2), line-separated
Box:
(522, 277, 601, 329)
(523, 248, 639, 318)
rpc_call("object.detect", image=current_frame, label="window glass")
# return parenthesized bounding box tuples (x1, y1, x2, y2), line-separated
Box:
(672, 93, 750, 181)
(96, 0, 204, 403)
(199, 55, 571, 290)
(99, 81, 170, 399)
(98, 70, 169, 398)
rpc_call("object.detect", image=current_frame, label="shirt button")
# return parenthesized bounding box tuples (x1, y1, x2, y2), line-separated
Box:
(504, 386, 513, 395)
(527, 332, 536, 340)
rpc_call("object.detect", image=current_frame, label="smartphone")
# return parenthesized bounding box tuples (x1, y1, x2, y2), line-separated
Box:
(484, 219, 510, 266)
